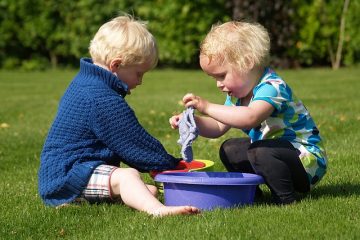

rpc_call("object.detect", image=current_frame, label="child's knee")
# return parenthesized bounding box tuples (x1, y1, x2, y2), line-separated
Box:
(219, 138, 250, 163)
(247, 147, 268, 163)
(146, 184, 158, 197)
(219, 138, 238, 161)
(110, 168, 140, 187)
(110, 168, 141, 197)
(116, 168, 140, 180)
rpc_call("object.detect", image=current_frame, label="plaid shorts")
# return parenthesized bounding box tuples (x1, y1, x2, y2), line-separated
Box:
(76, 164, 119, 204)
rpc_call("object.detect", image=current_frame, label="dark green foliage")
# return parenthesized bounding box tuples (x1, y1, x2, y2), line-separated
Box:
(0, 0, 359, 69)
(0, 0, 130, 69)
(295, 0, 360, 67)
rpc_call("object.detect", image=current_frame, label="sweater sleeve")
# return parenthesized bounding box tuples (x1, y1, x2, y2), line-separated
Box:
(90, 95, 179, 171)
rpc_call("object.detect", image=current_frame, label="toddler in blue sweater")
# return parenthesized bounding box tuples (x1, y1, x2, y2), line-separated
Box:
(38, 15, 199, 217)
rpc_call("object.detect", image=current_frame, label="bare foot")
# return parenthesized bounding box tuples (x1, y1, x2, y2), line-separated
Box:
(151, 205, 200, 217)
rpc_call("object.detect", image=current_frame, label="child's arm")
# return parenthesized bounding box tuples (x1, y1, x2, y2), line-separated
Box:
(183, 93, 274, 130)
(194, 115, 230, 138)
(92, 96, 179, 171)
(169, 113, 230, 138)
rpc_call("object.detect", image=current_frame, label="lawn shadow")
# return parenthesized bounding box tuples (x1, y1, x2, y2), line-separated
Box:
(253, 182, 360, 206)
(308, 182, 360, 199)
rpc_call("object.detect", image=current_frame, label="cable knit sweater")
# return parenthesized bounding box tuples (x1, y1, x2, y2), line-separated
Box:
(38, 58, 179, 206)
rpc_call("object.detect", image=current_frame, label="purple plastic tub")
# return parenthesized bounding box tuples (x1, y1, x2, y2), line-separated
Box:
(155, 172, 264, 210)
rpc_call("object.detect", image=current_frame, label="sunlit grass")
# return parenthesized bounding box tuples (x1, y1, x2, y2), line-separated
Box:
(0, 67, 359, 239)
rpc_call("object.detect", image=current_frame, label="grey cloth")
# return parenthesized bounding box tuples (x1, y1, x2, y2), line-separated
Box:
(177, 107, 199, 162)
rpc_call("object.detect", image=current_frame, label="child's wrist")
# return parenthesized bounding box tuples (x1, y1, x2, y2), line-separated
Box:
(201, 100, 210, 114)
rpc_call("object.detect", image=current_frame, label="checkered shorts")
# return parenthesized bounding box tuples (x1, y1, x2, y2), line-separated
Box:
(76, 164, 119, 204)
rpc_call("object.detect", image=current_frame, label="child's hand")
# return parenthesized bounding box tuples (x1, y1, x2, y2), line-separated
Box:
(183, 93, 208, 113)
(169, 113, 182, 129)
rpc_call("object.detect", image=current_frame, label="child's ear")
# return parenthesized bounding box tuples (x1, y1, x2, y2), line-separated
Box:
(109, 58, 122, 72)
(244, 55, 255, 70)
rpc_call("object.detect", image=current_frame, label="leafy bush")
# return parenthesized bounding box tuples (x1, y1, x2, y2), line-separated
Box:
(21, 57, 50, 71)
(0, 0, 358, 69)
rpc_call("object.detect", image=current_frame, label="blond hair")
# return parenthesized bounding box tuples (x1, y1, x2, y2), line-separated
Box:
(200, 21, 270, 71)
(89, 14, 158, 68)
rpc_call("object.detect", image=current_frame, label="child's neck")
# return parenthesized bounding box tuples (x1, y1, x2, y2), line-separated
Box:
(251, 66, 266, 84)
(93, 61, 110, 71)
(240, 66, 266, 105)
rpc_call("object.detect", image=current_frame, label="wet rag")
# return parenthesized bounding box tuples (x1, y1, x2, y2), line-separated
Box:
(177, 107, 198, 162)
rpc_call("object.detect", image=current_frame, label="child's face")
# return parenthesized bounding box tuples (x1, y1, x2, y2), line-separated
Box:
(114, 61, 152, 93)
(199, 55, 254, 99)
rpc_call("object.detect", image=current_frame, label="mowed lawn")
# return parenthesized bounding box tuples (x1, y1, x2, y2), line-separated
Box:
(0, 67, 359, 239)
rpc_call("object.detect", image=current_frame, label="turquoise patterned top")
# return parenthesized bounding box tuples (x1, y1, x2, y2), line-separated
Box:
(224, 68, 327, 187)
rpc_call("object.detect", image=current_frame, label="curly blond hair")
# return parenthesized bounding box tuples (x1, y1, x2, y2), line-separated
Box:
(200, 21, 270, 71)
(89, 14, 158, 68)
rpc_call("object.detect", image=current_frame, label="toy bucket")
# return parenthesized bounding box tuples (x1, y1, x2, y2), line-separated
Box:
(155, 172, 264, 210)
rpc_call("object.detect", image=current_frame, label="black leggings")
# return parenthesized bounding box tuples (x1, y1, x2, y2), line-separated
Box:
(219, 138, 310, 204)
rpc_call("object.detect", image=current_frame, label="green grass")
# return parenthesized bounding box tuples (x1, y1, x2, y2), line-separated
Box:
(1, 67, 360, 239)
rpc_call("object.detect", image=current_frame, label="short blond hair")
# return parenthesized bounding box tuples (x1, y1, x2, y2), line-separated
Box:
(200, 21, 270, 71)
(89, 14, 158, 68)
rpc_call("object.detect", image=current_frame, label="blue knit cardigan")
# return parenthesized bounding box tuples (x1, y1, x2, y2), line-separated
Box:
(38, 58, 179, 206)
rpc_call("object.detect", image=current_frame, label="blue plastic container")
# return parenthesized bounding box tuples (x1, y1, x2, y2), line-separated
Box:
(155, 172, 264, 210)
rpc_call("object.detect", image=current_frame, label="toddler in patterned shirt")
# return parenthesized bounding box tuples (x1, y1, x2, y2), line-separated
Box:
(169, 21, 327, 204)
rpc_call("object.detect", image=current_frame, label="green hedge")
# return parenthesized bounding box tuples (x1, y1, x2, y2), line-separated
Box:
(0, 0, 359, 70)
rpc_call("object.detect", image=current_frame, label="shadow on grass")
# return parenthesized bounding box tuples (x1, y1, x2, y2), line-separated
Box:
(252, 182, 360, 206)
(309, 182, 360, 199)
